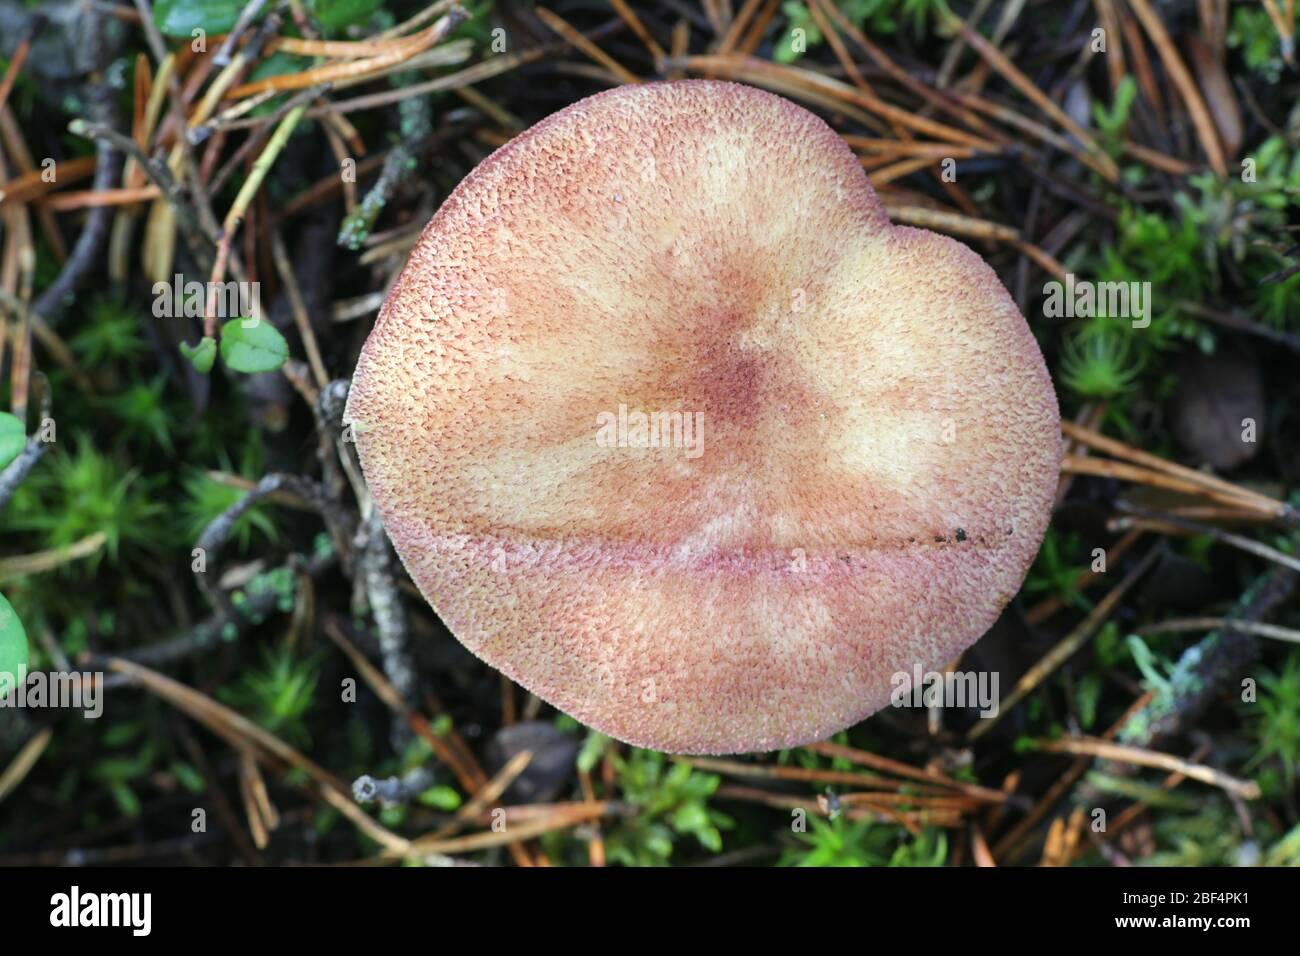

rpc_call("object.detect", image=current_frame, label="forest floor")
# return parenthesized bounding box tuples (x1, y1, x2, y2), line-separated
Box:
(0, 0, 1298, 867)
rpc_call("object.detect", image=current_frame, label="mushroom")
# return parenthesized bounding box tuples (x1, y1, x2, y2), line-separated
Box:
(345, 80, 1060, 754)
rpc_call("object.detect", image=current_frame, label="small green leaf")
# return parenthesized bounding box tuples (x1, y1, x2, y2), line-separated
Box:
(417, 785, 463, 811)
(180, 336, 217, 374)
(0, 412, 25, 470)
(171, 762, 207, 793)
(108, 781, 142, 818)
(153, 0, 244, 36)
(308, 0, 383, 32)
(219, 319, 289, 374)
(577, 731, 610, 773)
(0, 591, 28, 693)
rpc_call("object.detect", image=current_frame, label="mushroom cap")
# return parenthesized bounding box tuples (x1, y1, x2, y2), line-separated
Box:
(345, 80, 1060, 754)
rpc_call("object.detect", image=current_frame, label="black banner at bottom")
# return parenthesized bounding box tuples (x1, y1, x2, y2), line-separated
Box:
(0, 864, 1284, 941)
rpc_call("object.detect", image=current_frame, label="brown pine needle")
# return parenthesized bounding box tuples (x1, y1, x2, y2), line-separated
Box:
(1024, 528, 1145, 626)
(1139, 617, 1300, 644)
(608, 0, 666, 63)
(1061, 420, 1285, 514)
(1111, 505, 1300, 575)
(1038, 736, 1261, 799)
(320, 617, 482, 794)
(106, 656, 411, 854)
(836, 791, 980, 812)
(991, 690, 1153, 862)
(0, 156, 98, 206)
(813, 0, 1004, 141)
(311, 45, 546, 117)
(398, 801, 615, 857)
(228, 9, 468, 99)
(43, 186, 161, 211)
(1126, 0, 1229, 175)
(0, 727, 53, 806)
(377, 0, 456, 39)
(804, 0, 874, 97)
(844, 137, 980, 158)
(880, 202, 1017, 241)
(1094, 0, 1128, 93)
(1260, 1, 1296, 65)
(943, 84, 1113, 181)
(268, 34, 438, 58)
(270, 230, 329, 389)
(941, 11, 1118, 182)
(868, 156, 942, 186)
(1011, 239, 1069, 282)
(686, 756, 913, 792)
(0, 34, 32, 115)
(969, 545, 1161, 741)
(806, 740, 1008, 803)
(535, 7, 642, 86)
(971, 825, 997, 867)
(430, 750, 534, 840)
(1062, 455, 1283, 518)
(715, 784, 958, 829)
(1069, 741, 1211, 865)
(716, 0, 764, 57)
(1122, 140, 1196, 175)
(677, 54, 1001, 149)
(0, 531, 107, 582)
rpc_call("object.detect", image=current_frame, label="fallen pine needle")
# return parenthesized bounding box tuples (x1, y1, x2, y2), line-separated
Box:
(106, 656, 411, 854)
(1139, 616, 1300, 644)
(397, 801, 616, 857)
(0, 727, 53, 805)
(970, 545, 1161, 741)
(0, 531, 107, 583)
(535, 7, 642, 85)
(1037, 736, 1261, 800)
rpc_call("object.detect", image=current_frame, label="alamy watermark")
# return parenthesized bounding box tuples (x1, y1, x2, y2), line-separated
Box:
(595, 404, 704, 459)
(50, 886, 151, 936)
(0, 667, 103, 719)
(890, 664, 999, 718)
(152, 273, 263, 323)
(1043, 273, 1151, 328)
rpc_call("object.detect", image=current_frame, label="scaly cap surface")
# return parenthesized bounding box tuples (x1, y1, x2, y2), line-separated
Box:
(346, 80, 1060, 754)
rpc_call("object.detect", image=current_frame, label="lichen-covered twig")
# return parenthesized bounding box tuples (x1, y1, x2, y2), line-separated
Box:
(356, 508, 419, 748)
(119, 551, 336, 668)
(67, 118, 215, 273)
(1114, 560, 1298, 751)
(337, 91, 432, 250)
(1056, 555, 1299, 838)
(32, 6, 121, 326)
(0, 375, 51, 512)
(194, 473, 352, 620)
(214, 0, 270, 66)
(353, 766, 436, 807)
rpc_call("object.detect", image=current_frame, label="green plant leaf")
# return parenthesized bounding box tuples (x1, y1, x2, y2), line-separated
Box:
(219, 320, 289, 374)
(308, 0, 383, 32)
(577, 730, 610, 773)
(0, 412, 25, 469)
(180, 337, 217, 374)
(0, 591, 28, 690)
(417, 785, 463, 811)
(153, 0, 244, 36)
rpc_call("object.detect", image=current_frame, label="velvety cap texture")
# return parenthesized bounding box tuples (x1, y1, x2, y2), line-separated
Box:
(345, 80, 1061, 754)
